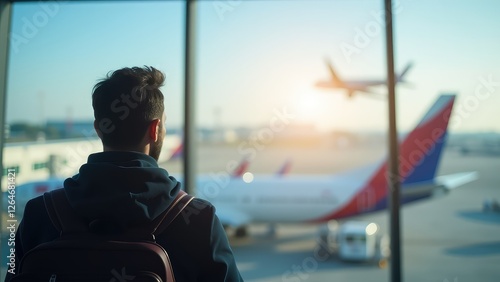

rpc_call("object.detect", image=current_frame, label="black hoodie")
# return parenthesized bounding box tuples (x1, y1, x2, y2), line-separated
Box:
(6, 151, 243, 282)
(64, 151, 182, 230)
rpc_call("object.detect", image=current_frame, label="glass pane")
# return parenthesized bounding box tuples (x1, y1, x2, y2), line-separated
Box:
(196, 1, 500, 281)
(2, 1, 500, 281)
(4, 1, 185, 187)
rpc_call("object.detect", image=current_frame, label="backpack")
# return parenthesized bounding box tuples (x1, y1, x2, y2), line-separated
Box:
(11, 189, 194, 282)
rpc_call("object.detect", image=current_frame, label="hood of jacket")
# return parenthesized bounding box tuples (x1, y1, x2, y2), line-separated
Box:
(63, 151, 181, 230)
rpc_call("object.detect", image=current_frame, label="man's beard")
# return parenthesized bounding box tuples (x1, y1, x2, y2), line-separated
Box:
(149, 135, 163, 161)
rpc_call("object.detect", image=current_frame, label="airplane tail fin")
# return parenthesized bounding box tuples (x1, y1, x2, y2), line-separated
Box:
(398, 94, 455, 184)
(322, 94, 456, 220)
(369, 94, 455, 188)
(396, 62, 413, 82)
(170, 142, 184, 160)
(232, 158, 250, 177)
(276, 159, 292, 176)
(325, 58, 344, 86)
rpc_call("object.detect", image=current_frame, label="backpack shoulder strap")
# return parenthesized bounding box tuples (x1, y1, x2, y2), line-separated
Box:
(151, 190, 195, 237)
(43, 189, 89, 235)
(44, 188, 195, 237)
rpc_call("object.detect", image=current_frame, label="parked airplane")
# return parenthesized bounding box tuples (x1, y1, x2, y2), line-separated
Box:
(276, 159, 292, 177)
(315, 58, 413, 98)
(238, 159, 292, 179)
(192, 94, 476, 235)
(167, 141, 184, 161)
(5, 95, 477, 238)
(163, 141, 251, 178)
(230, 158, 251, 178)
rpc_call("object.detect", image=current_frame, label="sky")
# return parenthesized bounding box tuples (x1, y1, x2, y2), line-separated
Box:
(5, 0, 500, 134)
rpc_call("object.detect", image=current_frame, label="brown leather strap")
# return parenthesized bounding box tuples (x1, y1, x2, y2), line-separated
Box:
(152, 190, 194, 237)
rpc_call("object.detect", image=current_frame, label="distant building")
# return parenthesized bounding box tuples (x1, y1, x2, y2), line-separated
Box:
(46, 120, 96, 139)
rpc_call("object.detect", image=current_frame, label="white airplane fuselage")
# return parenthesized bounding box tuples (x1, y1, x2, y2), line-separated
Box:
(197, 175, 361, 223)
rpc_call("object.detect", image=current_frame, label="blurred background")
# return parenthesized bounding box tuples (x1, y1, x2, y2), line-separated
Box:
(1, 1, 500, 281)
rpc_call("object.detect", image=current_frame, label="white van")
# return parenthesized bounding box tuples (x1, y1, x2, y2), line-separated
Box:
(318, 220, 390, 266)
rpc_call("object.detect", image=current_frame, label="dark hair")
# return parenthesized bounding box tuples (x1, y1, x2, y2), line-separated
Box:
(92, 66, 165, 148)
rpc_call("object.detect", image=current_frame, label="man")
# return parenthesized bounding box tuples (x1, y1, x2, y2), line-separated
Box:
(6, 66, 243, 281)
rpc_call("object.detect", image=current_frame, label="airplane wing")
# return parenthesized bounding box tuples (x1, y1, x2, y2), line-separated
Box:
(435, 171, 479, 190)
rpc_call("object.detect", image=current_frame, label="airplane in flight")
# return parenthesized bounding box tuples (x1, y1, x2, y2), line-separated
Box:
(6, 95, 477, 238)
(315, 58, 413, 98)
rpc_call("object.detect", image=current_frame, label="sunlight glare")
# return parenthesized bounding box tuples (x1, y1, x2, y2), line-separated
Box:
(292, 85, 324, 121)
(242, 172, 254, 183)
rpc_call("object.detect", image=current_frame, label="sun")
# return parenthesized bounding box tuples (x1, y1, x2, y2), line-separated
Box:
(291, 86, 323, 121)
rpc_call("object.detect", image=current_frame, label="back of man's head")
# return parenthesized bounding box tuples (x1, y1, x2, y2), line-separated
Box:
(92, 66, 165, 149)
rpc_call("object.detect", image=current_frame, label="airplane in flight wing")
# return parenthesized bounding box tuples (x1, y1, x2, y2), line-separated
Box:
(315, 58, 413, 98)
(193, 94, 477, 234)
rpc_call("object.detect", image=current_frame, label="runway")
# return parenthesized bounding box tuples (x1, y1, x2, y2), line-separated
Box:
(177, 143, 500, 282)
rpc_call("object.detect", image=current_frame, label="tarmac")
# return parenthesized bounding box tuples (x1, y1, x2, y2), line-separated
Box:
(185, 142, 500, 282)
(2, 141, 499, 282)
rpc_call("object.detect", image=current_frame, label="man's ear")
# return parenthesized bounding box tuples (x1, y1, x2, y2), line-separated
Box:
(93, 120, 103, 139)
(148, 119, 161, 142)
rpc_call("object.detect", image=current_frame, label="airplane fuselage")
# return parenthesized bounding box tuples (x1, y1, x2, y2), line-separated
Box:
(193, 172, 437, 224)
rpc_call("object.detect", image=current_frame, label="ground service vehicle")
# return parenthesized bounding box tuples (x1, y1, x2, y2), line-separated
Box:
(318, 220, 390, 267)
